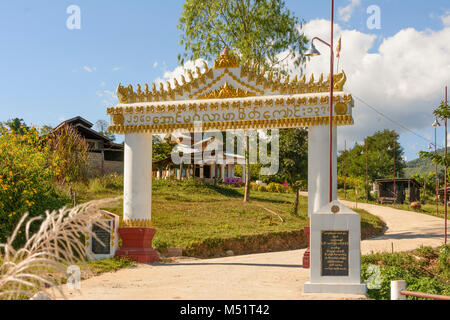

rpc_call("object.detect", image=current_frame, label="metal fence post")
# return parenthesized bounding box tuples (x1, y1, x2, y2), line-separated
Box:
(391, 280, 406, 300)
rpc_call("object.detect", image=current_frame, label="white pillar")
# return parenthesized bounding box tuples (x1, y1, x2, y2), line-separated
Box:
(307, 125, 337, 217)
(177, 163, 182, 180)
(123, 132, 152, 221)
(221, 165, 225, 180)
(156, 170, 161, 179)
(230, 165, 235, 178)
(211, 164, 216, 178)
(200, 166, 204, 179)
(241, 164, 246, 181)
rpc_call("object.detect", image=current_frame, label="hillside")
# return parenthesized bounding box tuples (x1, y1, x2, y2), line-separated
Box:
(404, 148, 444, 177)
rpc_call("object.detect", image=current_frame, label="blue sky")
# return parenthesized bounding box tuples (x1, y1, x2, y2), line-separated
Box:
(1, 0, 449, 161)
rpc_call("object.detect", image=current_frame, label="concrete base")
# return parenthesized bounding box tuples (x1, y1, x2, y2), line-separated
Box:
(115, 228, 159, 263)
(302, 226, 310, 268)
(303, 281, 367, 294)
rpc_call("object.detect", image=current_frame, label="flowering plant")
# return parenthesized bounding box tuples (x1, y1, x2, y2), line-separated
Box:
(223, 177, 242, 186)
(0, 127, 66, 245)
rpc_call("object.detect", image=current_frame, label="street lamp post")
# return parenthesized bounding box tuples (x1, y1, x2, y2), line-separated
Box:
(432, 118, 441, 216)
(445, 86, 448, 245)
(305, 0, 335, 203)
(393, 133, 396, 206)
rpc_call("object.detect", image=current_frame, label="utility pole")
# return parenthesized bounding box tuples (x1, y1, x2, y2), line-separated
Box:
(393, 133, 397, 206)
(445, 86, 448, 244)
(366, 138, 369, 203)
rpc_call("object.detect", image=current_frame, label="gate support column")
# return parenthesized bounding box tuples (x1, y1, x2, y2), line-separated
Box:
(303, 125, 337, 268)
(307, 125, 337, 217)
(115, 132, 158, 263)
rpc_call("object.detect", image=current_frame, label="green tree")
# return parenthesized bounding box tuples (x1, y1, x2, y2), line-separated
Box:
(153, 135, 177, 162)
(178, 0, 308, 202)
(39, 124, 54, 137)
(178, 0, 308, 69)
(338, 130, 405, 185)
(4, 118, 29, 135)
(419, 100, 450, 168)
(95, 119, 116, 142)
(278, 128, 308, 215)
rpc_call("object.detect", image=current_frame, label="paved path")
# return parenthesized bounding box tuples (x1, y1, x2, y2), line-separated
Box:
(63, 199, 446, 300)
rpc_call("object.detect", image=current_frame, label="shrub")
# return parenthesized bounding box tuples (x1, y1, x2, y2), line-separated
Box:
(361, 248, 450, 300)
(257, 185, 267, 192)
(0, 128, 68, 246)
(437, 245, 450, 280)
(47, 124, 89, 184)
(266, 182, 278, 193)
(250, 182, 259, 191)
(223, 177, 242, 187)
(275, 184, 285, 193)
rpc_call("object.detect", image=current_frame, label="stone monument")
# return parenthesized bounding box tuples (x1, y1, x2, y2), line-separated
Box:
(86, 211, 119, 260)
(303, 200, 367, 294)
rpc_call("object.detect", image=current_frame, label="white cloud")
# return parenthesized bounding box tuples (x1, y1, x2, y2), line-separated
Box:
(441, 11, 450, 27)
(288, 19, 450, 153)
(154, 59, 208, 89)
(96, 90, 118, 107)
(153, 61, 159, 68)
(83, 66, 96, 73)
(100, 81, 106, 87)
(112, 67, 121, 72)
(338, 0, 361, 22)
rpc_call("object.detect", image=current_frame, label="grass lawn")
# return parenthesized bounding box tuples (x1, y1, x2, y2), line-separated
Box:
(81, 257, 136, 279)
(99, 178, 385, 257)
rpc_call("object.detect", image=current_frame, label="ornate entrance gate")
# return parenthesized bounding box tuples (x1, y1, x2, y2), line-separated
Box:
(106, 48, 354, 263)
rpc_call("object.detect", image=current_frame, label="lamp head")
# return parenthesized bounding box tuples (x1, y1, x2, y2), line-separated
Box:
(432, 118, 441, 127)
(305, 42, 321, 57)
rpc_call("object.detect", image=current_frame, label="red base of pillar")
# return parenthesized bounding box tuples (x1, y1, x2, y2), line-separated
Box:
(115, 228, 159, 263)
(302, 226, 310, 268)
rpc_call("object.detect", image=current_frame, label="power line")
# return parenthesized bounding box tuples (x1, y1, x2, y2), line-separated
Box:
(352, 95, 444, 149)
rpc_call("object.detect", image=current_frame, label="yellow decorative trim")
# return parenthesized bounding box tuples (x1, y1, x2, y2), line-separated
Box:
(334, 102, 348, 115)
(224, 69, 264, 95)
(120, 219, 152, 228)
(112, 114, 125, 125)
(107, 93, 353, 116)
(116, 61, 213, 104)
(197, 82, 257, 100)
(108, 115, 353, 134)
(189, 72, 226, 99)
(114, 48, 347, 104)
(213, 47, 239, 69)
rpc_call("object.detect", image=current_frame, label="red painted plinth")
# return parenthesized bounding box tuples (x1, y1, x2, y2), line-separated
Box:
(115, 228, 159, 263)
(302, 226, 310, 269)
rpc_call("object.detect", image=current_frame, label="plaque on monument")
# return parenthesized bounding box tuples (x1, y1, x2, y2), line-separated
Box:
(321, 230, 349, 276)
(91, 222, 111, 255)
(85, 211, 119, 260)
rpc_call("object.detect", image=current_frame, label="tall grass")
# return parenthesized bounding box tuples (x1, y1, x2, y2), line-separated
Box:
(0, 200, 111, 300)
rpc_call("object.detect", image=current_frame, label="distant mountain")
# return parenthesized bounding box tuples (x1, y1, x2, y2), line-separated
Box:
(404, 148, 444, 177)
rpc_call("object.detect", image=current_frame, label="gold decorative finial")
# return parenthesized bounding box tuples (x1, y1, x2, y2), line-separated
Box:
(214, 46, 239, 69)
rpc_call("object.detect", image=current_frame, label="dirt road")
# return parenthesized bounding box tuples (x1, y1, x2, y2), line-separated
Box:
(63, 200, 446, 300)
